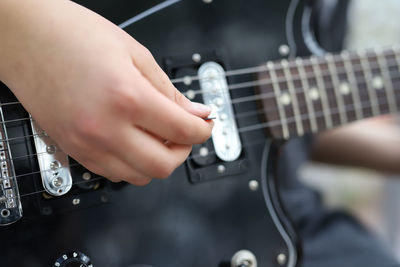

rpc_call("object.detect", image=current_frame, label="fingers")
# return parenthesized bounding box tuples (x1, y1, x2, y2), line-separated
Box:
(130, 77, 213, 145)
(84, 159, 152, 186)
(110, 126, 192, 179)
(129, 40, 211, 118)
(70, 146, 152, 186)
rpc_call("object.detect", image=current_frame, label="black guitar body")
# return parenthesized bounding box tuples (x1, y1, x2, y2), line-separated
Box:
(0, 1, 303, 266)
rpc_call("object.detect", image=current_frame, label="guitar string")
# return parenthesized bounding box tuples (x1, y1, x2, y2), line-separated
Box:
(7, 72, 400, 166)
(13, 136, 271, 184)
(170, 48, 400, 84)
(179, 54, 400, 98)
(3, 65, 391, 165)
(0, 55, 398, 129)
(5, 82, 399, 180)
(7, 93, 398, 184)
(10, 95, 398, 200)
(1, 69, 399, 144)
(0, 48, 399, 109)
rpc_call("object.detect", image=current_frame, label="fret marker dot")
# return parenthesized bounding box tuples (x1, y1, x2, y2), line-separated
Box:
(279, 93, 291, 106)
(309, 88, 320, 100)
(339, 82, 351, 95)
(185, 90, 195, 100)
(372, 76, 384, 90)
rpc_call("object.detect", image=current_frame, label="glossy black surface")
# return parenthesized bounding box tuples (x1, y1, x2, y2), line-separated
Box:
(0, 1, 296, 266)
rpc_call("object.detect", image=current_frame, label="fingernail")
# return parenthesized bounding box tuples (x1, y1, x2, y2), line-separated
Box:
(191, 102, 211, 113)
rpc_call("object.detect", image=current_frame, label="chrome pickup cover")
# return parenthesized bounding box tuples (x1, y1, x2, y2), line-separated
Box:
(30, 117, 72, 196)
(0, 106, 22, 225)
(198, 62, 242, 162)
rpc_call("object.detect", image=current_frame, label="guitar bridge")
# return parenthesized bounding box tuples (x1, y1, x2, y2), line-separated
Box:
(30, 117, 72, 196)
(0, 105, 22, 225)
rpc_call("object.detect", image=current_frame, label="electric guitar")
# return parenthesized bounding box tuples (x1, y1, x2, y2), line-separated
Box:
(0, 1, 398, 266)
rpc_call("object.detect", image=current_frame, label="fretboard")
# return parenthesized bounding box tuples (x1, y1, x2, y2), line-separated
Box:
(258, 48, 400, 139)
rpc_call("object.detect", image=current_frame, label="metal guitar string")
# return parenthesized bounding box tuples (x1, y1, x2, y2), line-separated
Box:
(7, 93, 398, 187)
(13, 137, 271, 185)
(11, 95, 396, 198)
(1, 53, 399, 129)
(7, 72, 400, 165)
(0, 47, 399, 111)
(1, 63, 400, 144)
(4, 89, 398, 184)
(1, 54, 398, 129)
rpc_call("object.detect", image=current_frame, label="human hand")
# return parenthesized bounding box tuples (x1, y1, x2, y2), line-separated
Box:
(0, 0, 213, 185)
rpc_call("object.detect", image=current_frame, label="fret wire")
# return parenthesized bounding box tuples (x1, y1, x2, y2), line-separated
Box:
(326, 54, 348, 124)
(295, 58, 318, 133)
(310, 56, 333, 129)
(358, 51, 381, 116)
(340, 51, 363, 120)
(267, 62, 290, 139)
(374, 49, 397, 114)
(281, 60, 304, 136)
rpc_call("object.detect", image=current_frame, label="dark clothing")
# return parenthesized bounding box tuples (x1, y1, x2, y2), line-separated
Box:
(279, 138, 400, 267)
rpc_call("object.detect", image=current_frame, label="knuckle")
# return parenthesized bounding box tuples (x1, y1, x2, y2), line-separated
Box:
(81, 161, 103, 177)
(176, 124, 195, 141)
(111, 87, 141, 115)
(174, 90, 186, 105)
(153, 160, 175, 179)
(141, 46, 154, 59)
(74, 113, 103, 140)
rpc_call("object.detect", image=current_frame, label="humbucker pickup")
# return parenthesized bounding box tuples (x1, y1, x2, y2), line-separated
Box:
(198, 62, 242, 162)
(0, 106, 22, 225)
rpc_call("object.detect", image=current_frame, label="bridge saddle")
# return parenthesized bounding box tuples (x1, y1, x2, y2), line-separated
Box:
(0, 106, 22, 225)
(30, 117, 72, 196)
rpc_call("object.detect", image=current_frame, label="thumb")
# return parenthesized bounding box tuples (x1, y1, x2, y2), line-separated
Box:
(173, 90, 212, 118)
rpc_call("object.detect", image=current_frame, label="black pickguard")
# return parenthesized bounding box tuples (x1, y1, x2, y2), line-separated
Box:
(0, 1, 301, 266)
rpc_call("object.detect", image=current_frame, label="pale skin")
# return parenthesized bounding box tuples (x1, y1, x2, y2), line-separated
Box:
(1, 0, 397, 188)
(0, 0, 213, 185)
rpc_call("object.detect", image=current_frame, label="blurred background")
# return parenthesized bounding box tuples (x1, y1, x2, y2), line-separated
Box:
(303, 0, 400, 260)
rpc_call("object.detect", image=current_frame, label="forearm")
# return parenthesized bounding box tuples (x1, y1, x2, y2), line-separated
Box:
(311, 116, 400, 174)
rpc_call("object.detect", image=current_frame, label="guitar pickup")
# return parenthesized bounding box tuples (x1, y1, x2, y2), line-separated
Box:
(198, 62, 242, 162)
(30, 117, 72, 196)
(0, 105, 22, 225)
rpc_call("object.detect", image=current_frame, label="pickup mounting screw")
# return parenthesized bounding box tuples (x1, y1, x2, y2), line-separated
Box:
(248, 180, 259, 191)
(217, 164, 226, 174)
(192, 53, 201, 63)
(82, 172, 92, 181)
(72, 198, 81, 205)
(183, 76, 193, 86)
(199, 147, 209, 157)
(279, 44, 290, 56)
(277, 253, 287, 265)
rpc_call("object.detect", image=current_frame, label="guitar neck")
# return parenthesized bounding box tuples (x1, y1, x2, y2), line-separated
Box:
(258, 48, 400, 139)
